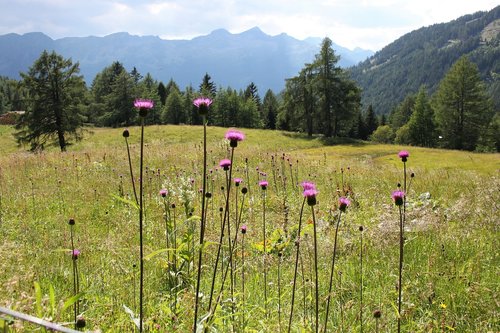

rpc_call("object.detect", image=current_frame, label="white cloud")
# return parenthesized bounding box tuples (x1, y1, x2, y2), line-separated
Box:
(0, 0, 497, 50)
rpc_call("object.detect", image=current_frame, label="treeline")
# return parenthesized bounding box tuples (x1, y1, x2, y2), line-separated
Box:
(1, 38, 498, 152)
(372, 56, 498, 152)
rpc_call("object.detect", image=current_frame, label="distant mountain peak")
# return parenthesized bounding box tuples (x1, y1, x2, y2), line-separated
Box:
(0, 27, 374, 93)
(240, 26, 265, 35)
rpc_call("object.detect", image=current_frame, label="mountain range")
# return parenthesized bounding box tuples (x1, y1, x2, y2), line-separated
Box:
(0, 6, 498, 114)
(0, 27, 372, 93)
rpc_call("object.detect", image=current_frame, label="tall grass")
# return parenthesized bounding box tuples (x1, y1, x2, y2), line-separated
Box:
(0, 124, 498, 332)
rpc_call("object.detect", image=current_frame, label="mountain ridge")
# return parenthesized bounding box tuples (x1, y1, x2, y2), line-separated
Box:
(349, 6, 500, 113)
(0, 28, 373, 93)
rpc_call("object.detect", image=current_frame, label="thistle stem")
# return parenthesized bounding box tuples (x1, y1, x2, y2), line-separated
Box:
(323, 211, 342, 333)
(397, 204, 404, 333)
(193, 116, 208, 332)
(312, 206, 319, 333)
(139, 118, 145, 333)
(288, 197, 306, 333)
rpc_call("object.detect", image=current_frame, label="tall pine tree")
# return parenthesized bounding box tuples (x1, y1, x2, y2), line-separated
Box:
(433, 56, 493, 150)
(16, 51, 87, 151)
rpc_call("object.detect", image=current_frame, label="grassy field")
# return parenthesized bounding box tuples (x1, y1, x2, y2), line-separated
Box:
(0, 124, 498, 332)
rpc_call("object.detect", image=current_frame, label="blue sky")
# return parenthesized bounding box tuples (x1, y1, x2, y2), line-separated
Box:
(0, 0, 497, 50)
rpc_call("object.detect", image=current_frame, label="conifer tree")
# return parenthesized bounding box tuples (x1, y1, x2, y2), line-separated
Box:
(407, 86, 436, 147)
(433, 56, 493, 150)
(15, 51, 87, 151)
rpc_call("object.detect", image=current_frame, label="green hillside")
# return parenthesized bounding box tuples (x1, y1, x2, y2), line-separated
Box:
(350, 6, 500, 114)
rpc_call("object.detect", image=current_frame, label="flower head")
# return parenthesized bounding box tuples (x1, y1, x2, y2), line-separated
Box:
(398, 150, 409, 162)
(241, 225, 247, 234)
(72, 249, 81, 259)
(339, 197, 350, 212)
(234, 178, 243, 186)
(134, 99, 154, 117)
(68, 218, 75, 226)
(303, 189, 318, 206)
(219, 159, 231, 171)
(193, 97, 213, 116)
(225, 129, 245, 147)
(259, 180, 268, 190)
(122, 129, 130, 138)
(159, 189, 168, 198)
(391, 190, 405, 206)
(301, 181, 316, 191)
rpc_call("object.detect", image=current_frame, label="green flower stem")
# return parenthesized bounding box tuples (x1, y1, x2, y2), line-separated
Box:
(288, 197, 306, 333)
(323, 211, 342, 333)
(311, 206, 319, 333)
(193, 116, 208, 332)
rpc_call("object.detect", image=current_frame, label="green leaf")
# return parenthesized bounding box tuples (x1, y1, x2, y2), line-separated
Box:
(49, 284, 56, 318)
(61, 292, 85, 313)
(34, 281, 42, 318)
(111, 194, 139, 210)
(144, 248, 175, 261)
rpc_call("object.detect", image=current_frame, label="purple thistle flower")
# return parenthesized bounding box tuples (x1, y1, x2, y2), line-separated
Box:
(339, 197, 350, 212)
(193, 97, 213, 116)
(134, 99, 154, 117)
(219, 159, 231, 171)
(225, 129, 245, 148)
(241, 225, 247, 234)
(72, 249, 81, 259)
(159, 189, 168, 197)
(259, 180, 268, 190)
(392, 190, 405, 206)
(134, 99, 154, 109)
(234, 178, 243, 186)
(303, 189, 318, 206)
(301, 181, 316, 191)
(398, 150, 409, 162)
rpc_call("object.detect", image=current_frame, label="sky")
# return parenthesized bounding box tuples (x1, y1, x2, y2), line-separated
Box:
(0, 0, 498, 51)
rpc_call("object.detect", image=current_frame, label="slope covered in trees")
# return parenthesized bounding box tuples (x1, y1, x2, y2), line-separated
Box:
(350, 5, 500, 114)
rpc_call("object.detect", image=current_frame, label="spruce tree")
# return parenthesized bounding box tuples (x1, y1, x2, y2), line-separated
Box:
(407, 87, 436, 147)
(433, 56, 493, 150)
(15, 51, 87, 151)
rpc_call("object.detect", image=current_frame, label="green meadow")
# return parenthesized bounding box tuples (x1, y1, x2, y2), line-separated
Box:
(0, 124, 498, 332)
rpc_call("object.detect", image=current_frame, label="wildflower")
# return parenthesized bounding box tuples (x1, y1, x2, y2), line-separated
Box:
(68, 218, 75, 225)
(219, 159, 231, 171)
(234, 178, 243, 186)
(392, 190, 405, 206)
(159, 189, 168, 197)
(398, 150, 409, 162)
(122, 129, 130, 138)
(241, 225, 247, 234)
(339, 197, 350, 212)
(193, 97, 213, 116)
(440, 303, 447, 309)
(225, 129, 245, 148)
(259, 180, 268, 190)
(72, 249, 81, 259)
(303, 189, 318, 206)
(373, 309, 382, 318)
(242, 187, 248, 194)
(134, 99, 154, 117)
(301, 181, 316, 191)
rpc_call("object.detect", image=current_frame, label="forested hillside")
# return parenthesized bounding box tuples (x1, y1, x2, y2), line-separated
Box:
(350, 6, 500, 114)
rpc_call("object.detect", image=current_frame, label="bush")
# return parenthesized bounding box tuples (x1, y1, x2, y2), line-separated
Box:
(370, 125, 395, 143)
